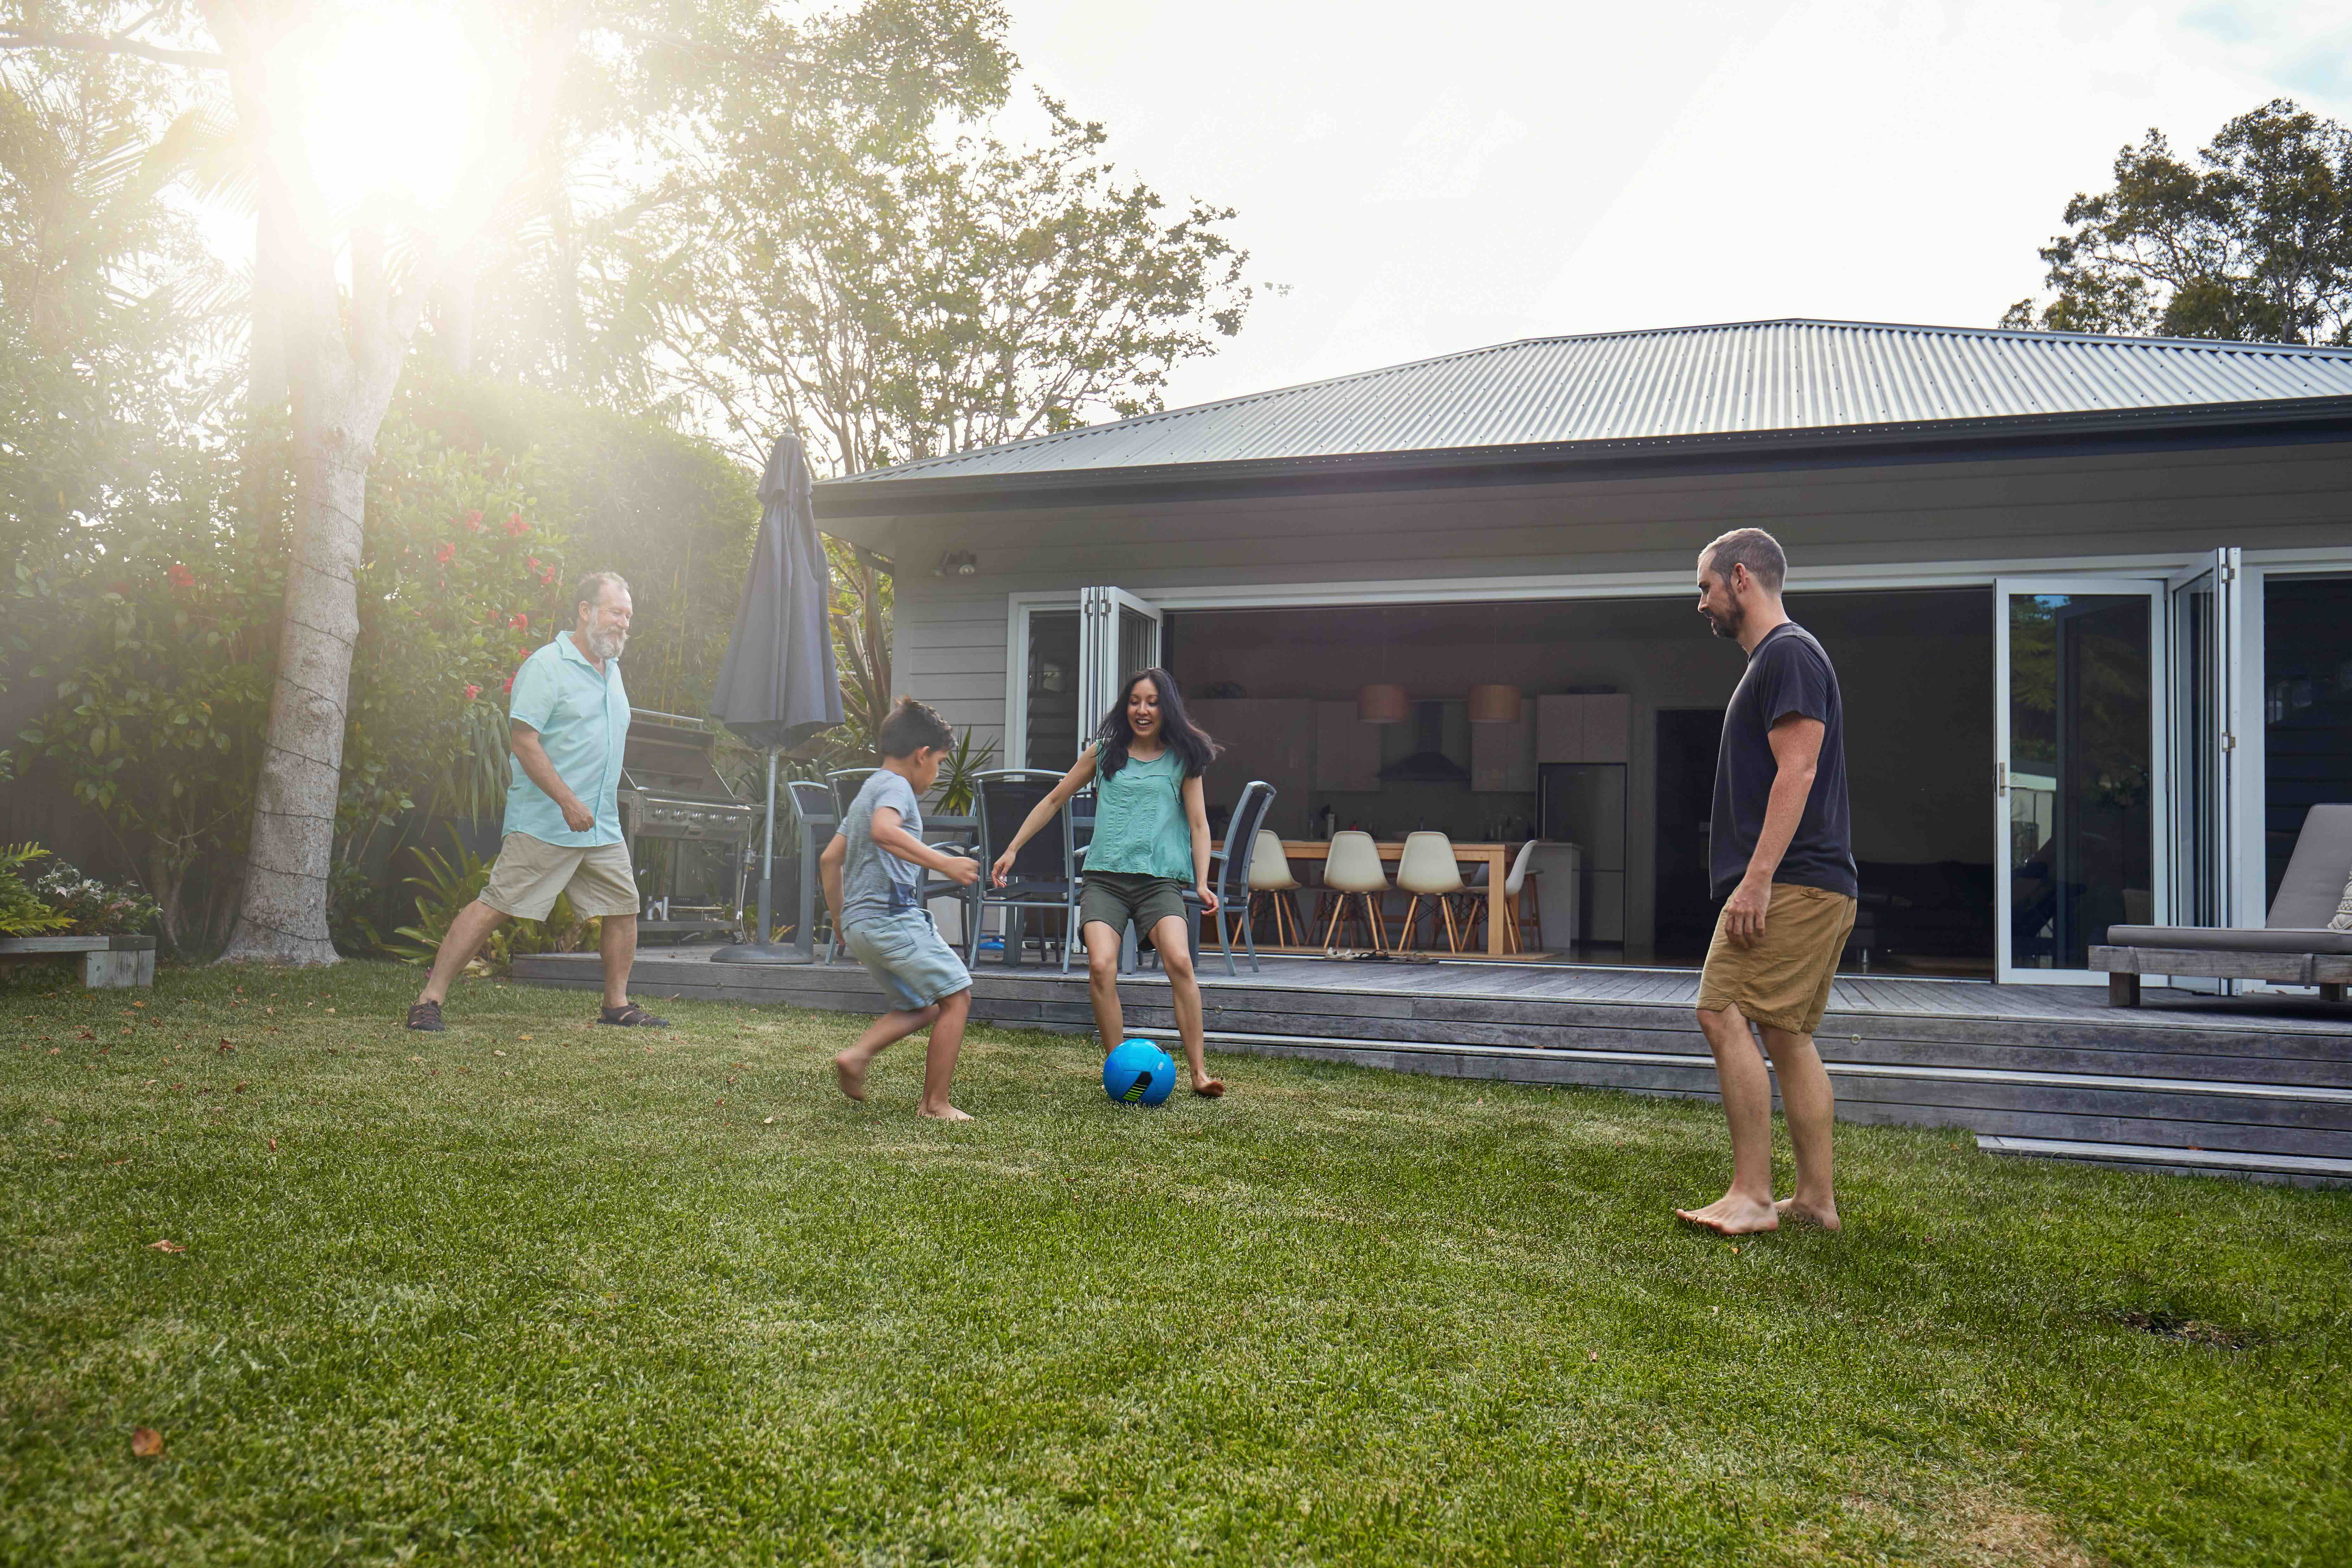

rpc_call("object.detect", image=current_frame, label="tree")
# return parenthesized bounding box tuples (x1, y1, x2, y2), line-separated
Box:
(7, 1, 1012, 963)
(664, 90, 1256, 477)
(2003, 100, 2352, 345)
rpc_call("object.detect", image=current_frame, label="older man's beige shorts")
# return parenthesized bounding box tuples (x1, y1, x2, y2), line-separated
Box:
(480, 834, 640, 921)
(1695, 883, 1857, 1036)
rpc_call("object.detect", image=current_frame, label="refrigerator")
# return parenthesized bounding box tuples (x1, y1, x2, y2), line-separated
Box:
(1538, 763, 1627, 948)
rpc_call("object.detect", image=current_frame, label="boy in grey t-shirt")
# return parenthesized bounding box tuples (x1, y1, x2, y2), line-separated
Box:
(819, 698, 979, 1119)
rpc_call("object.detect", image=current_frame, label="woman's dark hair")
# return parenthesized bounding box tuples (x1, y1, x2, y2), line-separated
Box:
(1095, 668, 1220, 780)
(875, 696, 955, 759)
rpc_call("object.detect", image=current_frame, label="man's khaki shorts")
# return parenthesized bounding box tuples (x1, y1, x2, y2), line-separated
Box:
(1695, 883, 1857, 1036)
(480, 834, 640, 921)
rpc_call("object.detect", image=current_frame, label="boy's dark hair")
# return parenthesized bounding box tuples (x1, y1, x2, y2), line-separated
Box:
(876, 696, 955, 758)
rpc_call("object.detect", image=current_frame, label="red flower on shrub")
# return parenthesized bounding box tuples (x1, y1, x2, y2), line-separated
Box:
(166, 562, 195, 588)
(539, 568, 557, 585)
(501, 674, 514, 694)
(463, 683, 481, 701)
(463, 511, 485, 532)
(509, 612, 529, 630)
(435, 542, 456, 565)
(504, 512, 527, 536)
(526, 556, 541, 571)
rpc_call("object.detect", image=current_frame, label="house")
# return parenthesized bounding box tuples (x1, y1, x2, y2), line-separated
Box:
(811, 319, 2352, 989)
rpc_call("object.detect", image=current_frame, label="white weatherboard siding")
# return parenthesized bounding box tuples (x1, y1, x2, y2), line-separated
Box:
(872, 439, 2352, 756)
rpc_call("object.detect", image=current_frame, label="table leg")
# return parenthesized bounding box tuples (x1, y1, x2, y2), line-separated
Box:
(1486, 853, 1506, 956)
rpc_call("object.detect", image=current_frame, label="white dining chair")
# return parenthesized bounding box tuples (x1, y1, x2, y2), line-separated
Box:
(1247, 829, 1302, 947)
(1457, 839, 1543, 954)
(1395, 830, 1466, 952)
(1318, 830, 1390, 951)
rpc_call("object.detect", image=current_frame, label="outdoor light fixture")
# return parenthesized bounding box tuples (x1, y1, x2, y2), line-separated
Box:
(934, 550, 978, 577)
(1467, 684, 1524, 724)
(1356, 683, 1409, 724)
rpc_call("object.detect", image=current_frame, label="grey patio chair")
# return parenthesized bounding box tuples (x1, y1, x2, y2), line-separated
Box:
(2094, 803, 2352, 1004)
(970, 769, 1083, 969)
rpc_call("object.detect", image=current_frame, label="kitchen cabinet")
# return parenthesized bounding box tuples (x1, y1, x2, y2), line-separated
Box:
(1536, 693, 1631, 764)
(1470, 712, 1534, 792)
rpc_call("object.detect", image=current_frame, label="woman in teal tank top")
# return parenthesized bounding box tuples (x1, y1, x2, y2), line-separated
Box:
(992, 668, 1228, 1097)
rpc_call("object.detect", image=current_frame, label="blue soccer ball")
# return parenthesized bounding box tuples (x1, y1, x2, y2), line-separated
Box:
(1102, 1038, 1176, 1107)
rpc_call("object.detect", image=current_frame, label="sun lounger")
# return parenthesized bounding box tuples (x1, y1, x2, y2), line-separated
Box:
(2092, 803, 2352, 1005)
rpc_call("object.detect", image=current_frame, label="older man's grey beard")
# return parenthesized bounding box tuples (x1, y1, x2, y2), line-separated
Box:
(587, 627, 628, 660)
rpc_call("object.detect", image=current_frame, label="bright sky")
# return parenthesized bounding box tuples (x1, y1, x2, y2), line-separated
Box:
(1003, 0, 2352, 410)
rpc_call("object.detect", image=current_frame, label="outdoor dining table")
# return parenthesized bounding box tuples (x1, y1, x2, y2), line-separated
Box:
(1252, 839, 1517, 957)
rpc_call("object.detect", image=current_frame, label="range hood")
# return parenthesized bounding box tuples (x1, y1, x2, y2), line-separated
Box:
(1378, 701, 1470, 784)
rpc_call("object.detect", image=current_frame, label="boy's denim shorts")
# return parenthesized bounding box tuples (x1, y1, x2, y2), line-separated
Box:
(844, 909, 972, 1011)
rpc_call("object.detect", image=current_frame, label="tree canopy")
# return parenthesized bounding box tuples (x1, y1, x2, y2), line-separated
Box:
(2003, 100, 2352, 345)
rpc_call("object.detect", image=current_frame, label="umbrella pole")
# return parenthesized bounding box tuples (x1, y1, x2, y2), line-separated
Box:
(757, 745, 777, 945)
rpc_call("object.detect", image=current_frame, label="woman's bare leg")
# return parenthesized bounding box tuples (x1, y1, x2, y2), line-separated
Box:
(1083, 921, 1125, 1050)
(1150, 914, 1222, 1094)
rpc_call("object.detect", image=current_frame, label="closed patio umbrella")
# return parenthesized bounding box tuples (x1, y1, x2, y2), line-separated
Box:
(708, 434, 843, 963)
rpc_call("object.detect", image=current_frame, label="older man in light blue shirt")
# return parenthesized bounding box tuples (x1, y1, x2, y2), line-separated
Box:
(408, 571, 667, 1031)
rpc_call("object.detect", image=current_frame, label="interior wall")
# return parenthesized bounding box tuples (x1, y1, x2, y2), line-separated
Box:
(1170, 588, 1992, 957)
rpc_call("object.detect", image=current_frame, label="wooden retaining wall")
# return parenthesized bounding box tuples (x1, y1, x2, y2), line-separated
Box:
(513, 953, 2352, 1185)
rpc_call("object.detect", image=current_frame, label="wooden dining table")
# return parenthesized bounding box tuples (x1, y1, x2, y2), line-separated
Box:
(1245, 839, 1515, 957)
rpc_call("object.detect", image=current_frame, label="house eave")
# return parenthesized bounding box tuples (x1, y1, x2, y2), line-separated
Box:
(811, 396, 2352, 525)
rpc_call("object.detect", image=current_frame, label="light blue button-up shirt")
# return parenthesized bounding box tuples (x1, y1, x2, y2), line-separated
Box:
(503, 630, 629, 847)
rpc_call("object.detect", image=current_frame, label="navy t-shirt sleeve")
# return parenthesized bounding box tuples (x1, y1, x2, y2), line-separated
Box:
(1750, 638, 1833, 730)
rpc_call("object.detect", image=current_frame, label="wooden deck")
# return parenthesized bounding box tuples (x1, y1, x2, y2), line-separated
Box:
(512, 950, 2352, 1186)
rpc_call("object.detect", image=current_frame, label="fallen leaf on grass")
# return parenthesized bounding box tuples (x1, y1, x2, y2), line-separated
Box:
(407, 1056, 424, 1064)
(518, 1034, 533, 1042)
(493, 1050, 506, 1057)
(267, 1138, 277, 1150)
(77, 1029, 95, 1041)
(148, 1240, 184, 1253)
(763, 1116, 775, 1125)
(216, 1040, 234, 1053)
(131, 1427, 163, 1457)
(234, 1082, 248, 1093)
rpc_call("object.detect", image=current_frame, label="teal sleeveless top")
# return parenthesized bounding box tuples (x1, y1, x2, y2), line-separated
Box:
(1086, 748, 1192, 881)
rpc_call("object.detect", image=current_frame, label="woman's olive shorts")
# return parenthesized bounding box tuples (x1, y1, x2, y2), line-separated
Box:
(1079, 870, 1191, 940)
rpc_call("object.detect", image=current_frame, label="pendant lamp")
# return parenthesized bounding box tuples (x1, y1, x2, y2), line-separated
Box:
(1356, 683, 1409, 724)
(1467, 684, 1524, 724)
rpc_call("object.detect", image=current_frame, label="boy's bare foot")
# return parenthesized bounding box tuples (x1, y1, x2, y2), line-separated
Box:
(1674, 1192, 1780, 1235)
(1774, 1196, 1841, 1231)
(832, 1051, 868, 1103)
(918, 1103, 972, 1121)
(1191, 1077, 1225, 1098)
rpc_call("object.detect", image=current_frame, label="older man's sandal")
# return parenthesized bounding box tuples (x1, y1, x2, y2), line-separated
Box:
(597, 1003, 670, 1028)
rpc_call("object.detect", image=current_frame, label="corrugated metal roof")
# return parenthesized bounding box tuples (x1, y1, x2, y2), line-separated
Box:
(829, 318, 2352, 487)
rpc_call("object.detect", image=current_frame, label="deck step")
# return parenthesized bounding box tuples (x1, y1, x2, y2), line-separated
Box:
(1976, 1134, 2352, 1184)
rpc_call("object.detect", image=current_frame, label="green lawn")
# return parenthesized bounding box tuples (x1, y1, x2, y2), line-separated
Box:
(4, 960, 2349, 1566)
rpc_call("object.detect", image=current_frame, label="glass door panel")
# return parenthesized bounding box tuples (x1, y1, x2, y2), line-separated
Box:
(1077, 587, 1162, 761)
(2167, 547, 2240, 935)
(1022, 609, 1081, 771)
(1995, 580, 2165, 983)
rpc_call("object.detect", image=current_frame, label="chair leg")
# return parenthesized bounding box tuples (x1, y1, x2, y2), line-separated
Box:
(1521, 873, 1542, 952)
(1439, 895, 1460, 954)
(1360, 892, 1386, 952)
(1400, 895, 1422, 953)
(1322, 895, 1346, 951)
(1502, 892, 1520, 955)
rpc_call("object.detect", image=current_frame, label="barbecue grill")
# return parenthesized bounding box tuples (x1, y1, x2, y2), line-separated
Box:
(619, 708, 758, 942)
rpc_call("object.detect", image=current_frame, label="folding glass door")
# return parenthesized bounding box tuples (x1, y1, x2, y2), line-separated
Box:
(1994, 579, 2166, 984)
(1077, 586, 1163, 756)
(2167, 547, 2243, 939)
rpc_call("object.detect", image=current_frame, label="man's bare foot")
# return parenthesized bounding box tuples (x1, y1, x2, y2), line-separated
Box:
(1674, 1192, 1780, 1235)
(1774, 1196, 1841, 1231)
(1191, 1077, 1225, 1098)
(918, 1103, 972, 1121)
(832, 1051, 868, 1103)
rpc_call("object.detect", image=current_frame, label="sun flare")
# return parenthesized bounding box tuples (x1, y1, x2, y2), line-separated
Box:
(294, 6, 489, 215)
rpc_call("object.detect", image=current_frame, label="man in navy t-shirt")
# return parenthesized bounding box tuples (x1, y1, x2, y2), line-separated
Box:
(1675, 528, 1858, 1238)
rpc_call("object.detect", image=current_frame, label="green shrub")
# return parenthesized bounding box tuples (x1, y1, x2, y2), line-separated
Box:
(386, 830, 603, 976)
(0, 845, 71, 938)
